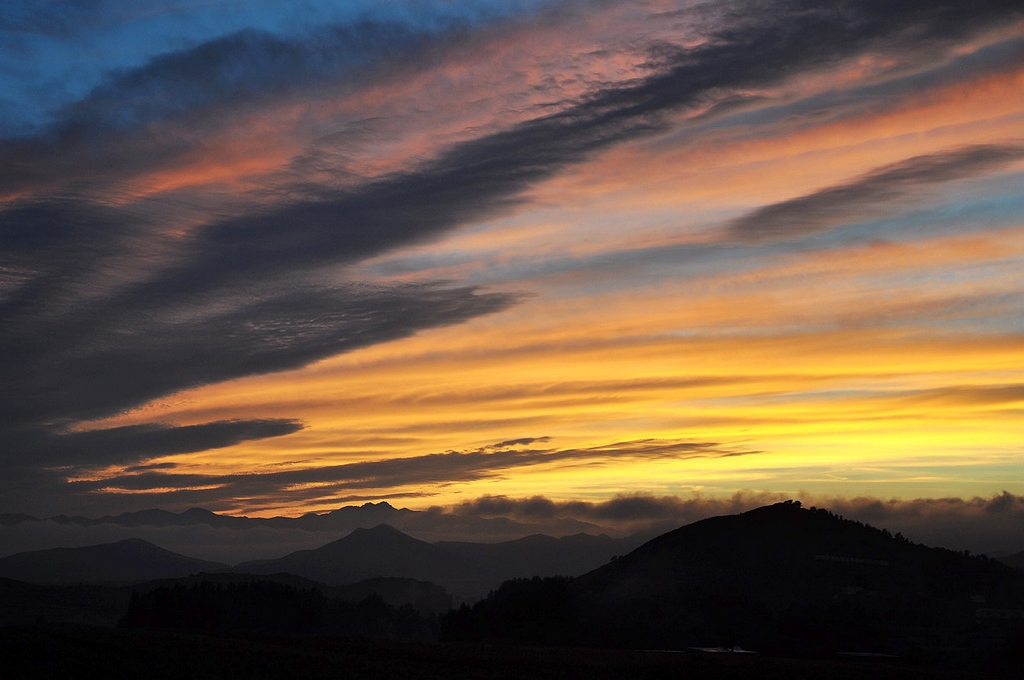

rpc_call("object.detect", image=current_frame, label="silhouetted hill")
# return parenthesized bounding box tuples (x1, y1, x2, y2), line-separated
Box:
(446, 502, 1024, 659)
(49, 507, 249, 529)
(0, 513, 38, 526)
(238, 524, 491, 599)
(0, 538, 228, 585)
(0, 524, 628, 613)
(332, 577, 452, 615)
(118, 578, 438, 638)
(572, 501, 1024, 651)
(130, 569, 452, 614)
(0, 578, 133, 627)
(0, 570, 451, 629)
(998, 550, 1024, 572)
(238, 525, 637, 601)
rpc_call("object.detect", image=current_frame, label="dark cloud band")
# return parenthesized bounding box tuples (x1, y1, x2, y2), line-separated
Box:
(729, 143, 1024, 242)
(63, 438, 753, 509)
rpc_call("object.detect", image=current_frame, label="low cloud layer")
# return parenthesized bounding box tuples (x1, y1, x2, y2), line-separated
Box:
(446, 490, 1024, 555)
(2, 491, 1020, 564)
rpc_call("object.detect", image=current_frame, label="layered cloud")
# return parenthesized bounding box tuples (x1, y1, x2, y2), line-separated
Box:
(728, 143, 1024, 242)
(2, 0, 1024, 516)
(52, 437, 753, 516)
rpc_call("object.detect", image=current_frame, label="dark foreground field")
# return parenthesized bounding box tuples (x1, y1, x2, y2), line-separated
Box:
(2, 625, 1019, 680)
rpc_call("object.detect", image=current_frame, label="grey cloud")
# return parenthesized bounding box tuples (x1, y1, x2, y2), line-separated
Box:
(0, 418, 306, 515)
(447, 489, 1024, 554)
(0, 198, 143, 306)
(575, 0, 1023, 126)
(0, 195, 518, 483)
(894, 383, 1024, 407)
(0, 519, 335, 564)
(729, 143, 1024, 242)
(60, 22, 433, 135)
(488, 437, 552, 449)
(43, 419, 305, 468)
(1, 277, 517, 429)
(0, 19, 450, 194)
(9, 0, 1020, 204)
(805, 492, 1024, 555)
(63, 438, 752, 511)
(128, 1, 1024, 297)
(450, 490, 791, 525)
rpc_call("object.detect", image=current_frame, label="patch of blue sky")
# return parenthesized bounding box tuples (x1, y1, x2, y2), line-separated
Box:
(800, 184, 1024, 250)
(367, 178, 1024, 306)
(363, 233, 776, 297)
(0, 0, 557, 135)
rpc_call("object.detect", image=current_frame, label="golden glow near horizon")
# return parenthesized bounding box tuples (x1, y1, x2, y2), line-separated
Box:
(92, 215, 1024, 515)
(13, 4, 1024, 518)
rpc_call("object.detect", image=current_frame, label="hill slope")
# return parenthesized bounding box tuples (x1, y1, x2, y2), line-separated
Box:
(447, 502, 1024, 657)
(0, 538, 228, 585)
(238, 524, 490, 599)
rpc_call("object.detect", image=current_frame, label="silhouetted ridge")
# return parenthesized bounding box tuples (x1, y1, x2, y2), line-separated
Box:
(238, 524, 491, 599)
(0, 513, 38, 526)
(445, 502, 1024, 659)
(119, 578, 437, 637)
(586, 500, 899, 597)
(32, 501, 603, 540)
(0, 538, 228, 585)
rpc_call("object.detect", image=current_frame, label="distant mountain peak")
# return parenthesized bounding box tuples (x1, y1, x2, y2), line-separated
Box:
(362, 523, 404, 534)
(345, 523, 399, 534)
(181, 507, 217, 517)
(344, 524, 422, 544)
(113, 537, 159, 548)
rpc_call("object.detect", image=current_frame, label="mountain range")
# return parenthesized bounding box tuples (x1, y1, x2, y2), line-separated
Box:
(0, 524, 643, 602)
(1, 501, 604, 543)
(0, 538, 227, 585)
(4, 501, 1023, 661)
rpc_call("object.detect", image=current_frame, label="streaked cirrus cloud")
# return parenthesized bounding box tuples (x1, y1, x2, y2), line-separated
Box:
(2, 0, 1024, 520)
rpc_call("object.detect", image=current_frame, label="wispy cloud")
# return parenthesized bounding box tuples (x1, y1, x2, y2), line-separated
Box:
(728, 143, 1024, 242)
(59, 437, 754, 512)
(2, 0, 1023, 516)
(37, 419, 305, 468)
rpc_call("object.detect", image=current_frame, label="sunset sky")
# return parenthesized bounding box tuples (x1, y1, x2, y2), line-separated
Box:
(2, 0, 1024, 535)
